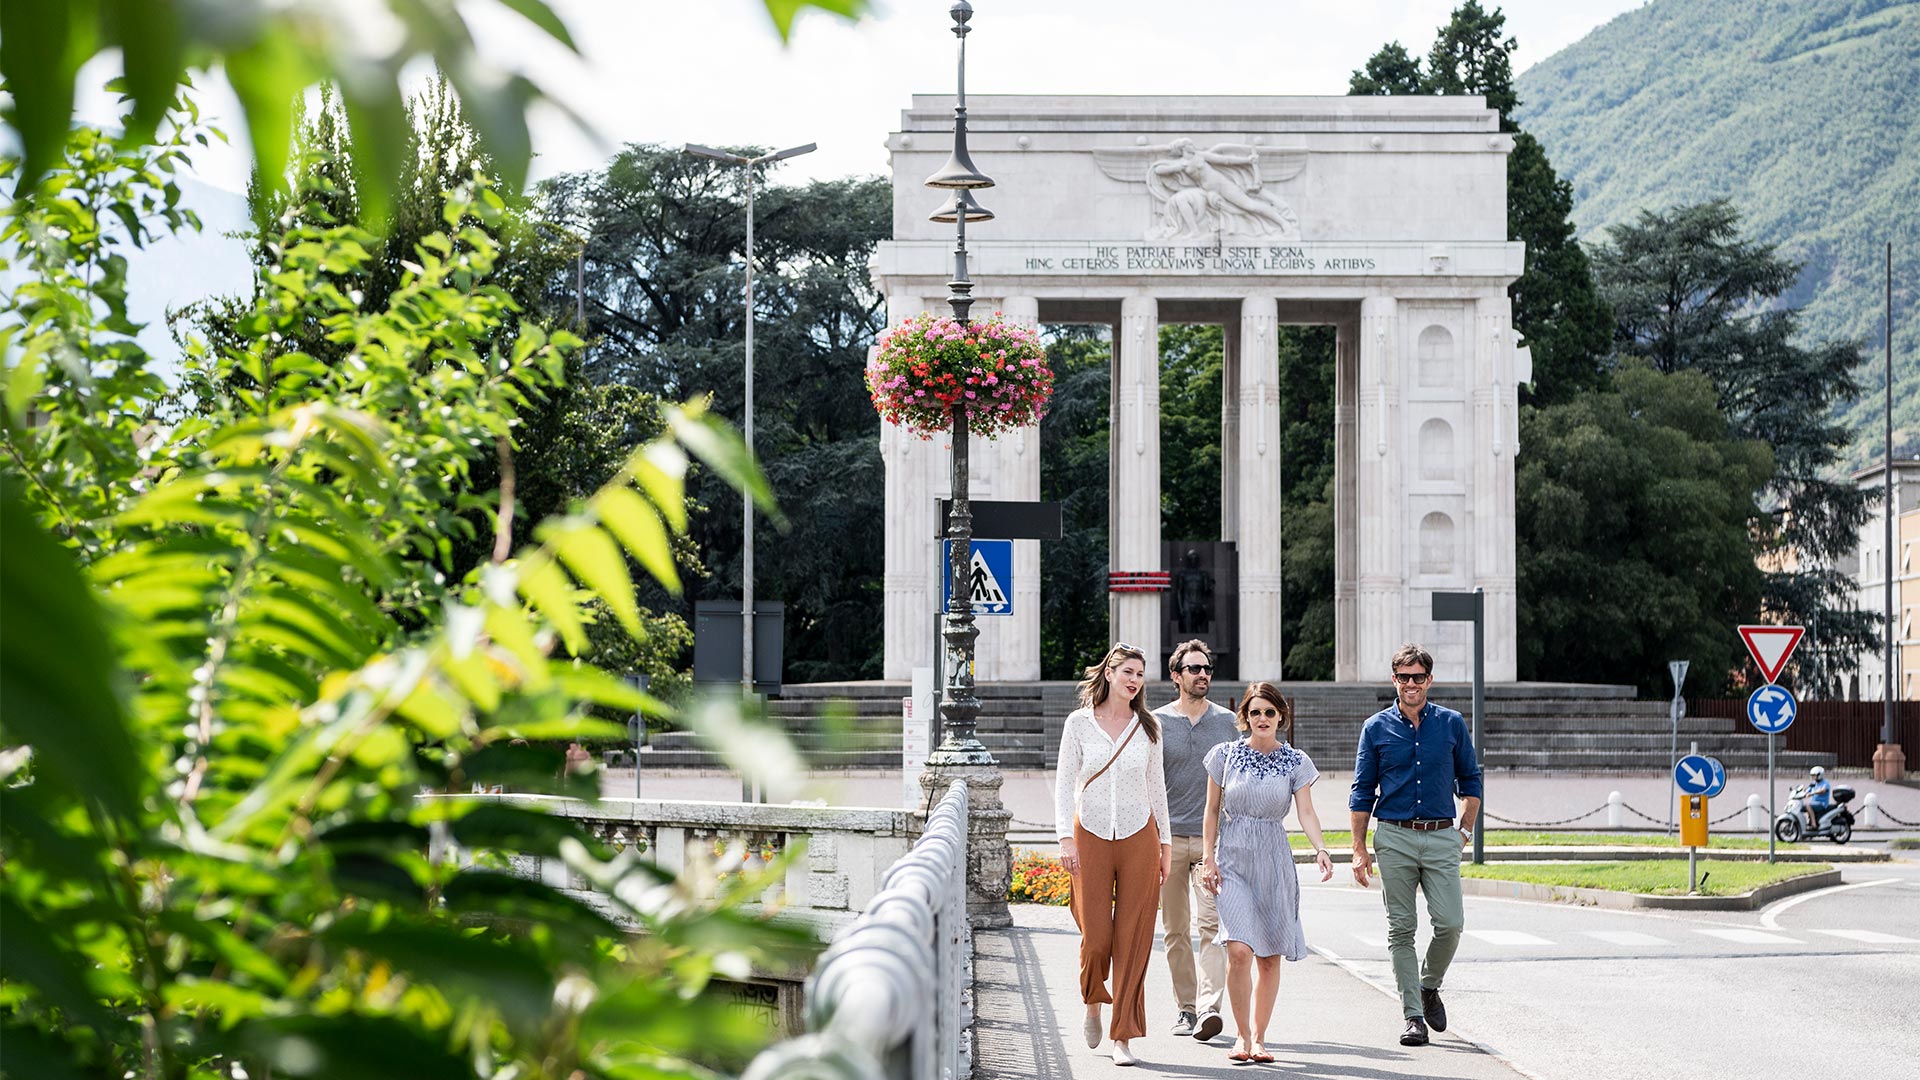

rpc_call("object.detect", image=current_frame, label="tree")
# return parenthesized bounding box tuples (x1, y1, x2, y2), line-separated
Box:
(1159, 323, 1224, 542)
(1276, 327, 1338, 680)
(1516, 363, 1773, 692)
(1350, 2, 1612, 405)
(1591, 199, 1878, 674)
(541, 146, 893, 680)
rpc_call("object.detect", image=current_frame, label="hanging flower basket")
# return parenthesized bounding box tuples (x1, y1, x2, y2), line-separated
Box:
(865, 311, 1054, 439)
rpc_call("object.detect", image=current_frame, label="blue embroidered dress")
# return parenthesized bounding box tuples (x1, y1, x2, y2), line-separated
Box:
(1204, 738, 1320, 960)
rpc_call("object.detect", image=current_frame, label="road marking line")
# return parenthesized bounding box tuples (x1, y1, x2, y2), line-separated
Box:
(1581, 930, 1669, 947)
(1307, 946, 1553, 1080)
(1759, 876, 1895, 929)
(1351, 933, 1388, 948)
(1695, 928, 1803, 945)
(1464, 929, 1554, 946)
(1807, 928, 1920, 944)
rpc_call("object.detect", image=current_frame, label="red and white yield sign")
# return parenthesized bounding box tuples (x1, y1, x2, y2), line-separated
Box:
(1738, 624, 1806, 685)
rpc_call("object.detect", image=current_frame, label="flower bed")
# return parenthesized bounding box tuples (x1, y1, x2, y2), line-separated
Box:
(1008, 847, 1072, 905)
(865, 312, 1052, 438)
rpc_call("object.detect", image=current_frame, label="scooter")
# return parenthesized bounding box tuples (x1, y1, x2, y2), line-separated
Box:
(1774, 784, 1855, 844)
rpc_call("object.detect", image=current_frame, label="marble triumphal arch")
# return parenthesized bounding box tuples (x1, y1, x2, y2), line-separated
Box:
(874, 96, 1529, 683)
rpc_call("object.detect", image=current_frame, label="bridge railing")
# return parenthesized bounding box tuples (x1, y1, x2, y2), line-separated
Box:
(741, 781, 972, 1080)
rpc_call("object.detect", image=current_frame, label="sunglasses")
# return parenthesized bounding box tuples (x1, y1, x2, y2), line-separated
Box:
(1178, 663, 1213, 675)
(1247, 706, 1281, 718)
(1392, 672, 1431, 685)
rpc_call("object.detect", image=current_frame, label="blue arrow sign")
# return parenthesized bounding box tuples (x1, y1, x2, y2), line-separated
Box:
(1674, 754, 1718, 795)
(1746, 685, 1797, 735)
(1701, 755, 1727, 798)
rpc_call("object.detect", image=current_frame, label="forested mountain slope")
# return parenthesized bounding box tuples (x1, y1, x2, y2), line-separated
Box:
(1515, 0, 1919, 462)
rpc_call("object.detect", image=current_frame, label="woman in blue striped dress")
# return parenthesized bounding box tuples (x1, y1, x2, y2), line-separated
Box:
(1199, 682, 1334, 1063)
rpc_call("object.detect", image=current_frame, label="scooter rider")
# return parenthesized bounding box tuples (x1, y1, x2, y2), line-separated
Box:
(1804, 766, 1832, 831)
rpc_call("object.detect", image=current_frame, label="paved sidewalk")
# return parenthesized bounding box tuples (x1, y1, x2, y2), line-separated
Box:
(975, 903, 1527, 1080)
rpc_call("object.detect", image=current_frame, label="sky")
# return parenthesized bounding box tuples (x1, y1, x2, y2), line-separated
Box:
(77, 0, 1652, 196)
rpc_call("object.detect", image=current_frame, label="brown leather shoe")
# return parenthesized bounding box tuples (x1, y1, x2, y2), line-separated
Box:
(1400, 1016, 1429, 1046)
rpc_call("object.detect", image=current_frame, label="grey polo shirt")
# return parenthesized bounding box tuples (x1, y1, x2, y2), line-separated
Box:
(1152, 699, 1241, 836)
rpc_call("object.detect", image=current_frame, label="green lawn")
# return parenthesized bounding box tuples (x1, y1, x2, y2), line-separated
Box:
(1460, 860, 1832, 897)
(1289, 830, 1796, 850)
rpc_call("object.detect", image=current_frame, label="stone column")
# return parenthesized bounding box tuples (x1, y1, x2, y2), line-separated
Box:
(1356, 296, 1402, 678)
(971, 296, 1042, 681)
(1113, 294, 1163, 670)
(1236, 297, 1284, 679)
(1473, 293, 1519, 680)
(1221, 314, 1242, 546)
(882, 294, 937, 680)
(1333, 317, 1361, 680)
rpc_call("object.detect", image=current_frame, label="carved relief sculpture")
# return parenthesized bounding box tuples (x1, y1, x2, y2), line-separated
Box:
(1093, 138, 1307, 242)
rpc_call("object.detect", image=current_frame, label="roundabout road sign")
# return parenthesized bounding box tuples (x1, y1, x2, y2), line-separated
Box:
(1746, 685, 1797, 735)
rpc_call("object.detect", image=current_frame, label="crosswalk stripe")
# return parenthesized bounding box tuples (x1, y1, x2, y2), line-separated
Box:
(1581, 930, 1669, 947)
(1464, 930, 1554, 946)
(1694, 928, 1803, 945)
(1808, 929, 1920, 945)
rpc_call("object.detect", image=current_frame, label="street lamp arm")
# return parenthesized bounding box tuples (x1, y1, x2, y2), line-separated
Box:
(684, 142, 750, 164)
(762, 142, 818, 163)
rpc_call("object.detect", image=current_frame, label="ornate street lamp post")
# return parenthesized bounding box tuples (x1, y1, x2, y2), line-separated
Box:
(919, 0, 1012, 928)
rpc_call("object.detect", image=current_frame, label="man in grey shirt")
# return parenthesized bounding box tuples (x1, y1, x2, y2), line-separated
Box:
(1152, 639, 1241, 1041)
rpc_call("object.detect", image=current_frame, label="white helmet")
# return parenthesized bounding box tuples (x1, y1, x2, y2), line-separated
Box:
(1809, 766, 1825, 779)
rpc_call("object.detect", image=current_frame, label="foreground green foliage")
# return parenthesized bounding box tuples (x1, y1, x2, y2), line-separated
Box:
(1462, 859, 1834, 897)
(1515, 0, 1920, 463)
(1, 100, 808, 1079)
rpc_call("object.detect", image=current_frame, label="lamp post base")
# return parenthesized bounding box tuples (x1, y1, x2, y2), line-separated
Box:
(1872, 742, 1907, 782)
(919, 762, 1012, 929)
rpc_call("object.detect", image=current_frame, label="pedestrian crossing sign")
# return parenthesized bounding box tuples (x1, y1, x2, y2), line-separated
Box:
(942, 539, 1013, 616)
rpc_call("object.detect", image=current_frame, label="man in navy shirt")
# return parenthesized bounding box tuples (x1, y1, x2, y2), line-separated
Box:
(1349, 643, 1482, 1047)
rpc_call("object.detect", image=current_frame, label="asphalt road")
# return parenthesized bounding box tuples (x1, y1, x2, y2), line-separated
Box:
(1298, 857, 1920, 1080)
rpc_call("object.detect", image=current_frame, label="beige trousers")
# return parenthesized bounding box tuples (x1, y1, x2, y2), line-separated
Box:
(1159, 832, 1225, 1014)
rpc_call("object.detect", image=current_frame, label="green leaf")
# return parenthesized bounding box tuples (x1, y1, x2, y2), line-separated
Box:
(667, 405, 784, 526)
(759, 0, 869, 42)
(0, 480, 142, 822)
(594, 485, 681, 595)
(322, 918, 554, 1032)
(0, 0, 98, 193)
(103, 0, 184, 144)
(551, 662, 669, 717)
(0, 895, 122, 1035)
(455, 742, 592, 798)
(227, 1015, 470, 1080)
(221, 27, 309, 206)
(496, 0, 578, 51)
(632, 441, 690, 532)
(548, 517, 644, 637)
(515, 553, 587, 655)
(448, 804, 605, 860)
(155, 910, 289, 990)
(0, 1019, 105, 1080)
(440, 871, 625, 938)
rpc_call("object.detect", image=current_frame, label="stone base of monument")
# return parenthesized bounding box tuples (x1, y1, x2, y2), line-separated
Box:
(920, 764, 1013, 929)
(1873, 742, 1907, 783)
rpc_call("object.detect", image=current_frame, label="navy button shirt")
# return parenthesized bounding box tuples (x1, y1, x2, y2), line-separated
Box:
(1348, 700, 1483, 821)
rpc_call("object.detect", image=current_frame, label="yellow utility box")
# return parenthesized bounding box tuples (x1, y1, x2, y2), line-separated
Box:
(1681, 794, 1708, 847)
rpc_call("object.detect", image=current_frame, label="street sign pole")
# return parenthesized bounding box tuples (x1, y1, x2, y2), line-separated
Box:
(1432, 590, 1485, 865)
(1768, 732, 1776, 863)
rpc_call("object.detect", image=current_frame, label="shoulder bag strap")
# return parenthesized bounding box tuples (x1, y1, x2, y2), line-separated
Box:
(1081, 716, 1142, 794)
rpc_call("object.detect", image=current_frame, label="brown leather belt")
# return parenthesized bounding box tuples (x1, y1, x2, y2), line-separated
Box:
(1381, 818, 1454, 832)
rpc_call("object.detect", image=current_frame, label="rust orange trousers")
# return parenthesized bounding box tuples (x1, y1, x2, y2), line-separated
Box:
(1069, 818, 1161, 1040)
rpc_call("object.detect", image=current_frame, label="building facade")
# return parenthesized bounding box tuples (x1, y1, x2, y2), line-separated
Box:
(873, 96, 1529, 682)
(1848, 460, 1920, 701)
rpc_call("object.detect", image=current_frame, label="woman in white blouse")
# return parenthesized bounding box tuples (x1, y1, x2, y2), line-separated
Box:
(1055, 643, 1172, 1067)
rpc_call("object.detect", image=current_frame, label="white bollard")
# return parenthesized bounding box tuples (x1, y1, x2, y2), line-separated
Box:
(1607, 790, 1623, 828)
(1863, 792, 1880, 828)
(1747, 793, 1766, 832)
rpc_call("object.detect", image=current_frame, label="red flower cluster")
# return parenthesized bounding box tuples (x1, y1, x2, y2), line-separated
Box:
(865, 311, 1054, 439)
